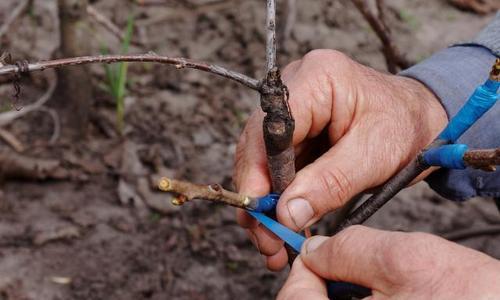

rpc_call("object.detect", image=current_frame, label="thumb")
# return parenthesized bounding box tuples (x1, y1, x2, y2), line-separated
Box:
(277, 131, 372, 231)
(300, 227, 390, 289)
(277, 257, 328, 300)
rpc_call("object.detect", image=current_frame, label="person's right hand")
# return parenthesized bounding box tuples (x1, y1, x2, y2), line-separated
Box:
(233, 50, 448, 271)
(278, 226, 500, 299)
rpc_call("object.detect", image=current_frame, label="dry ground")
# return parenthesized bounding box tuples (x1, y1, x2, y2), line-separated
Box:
(0, 1, 497, 299)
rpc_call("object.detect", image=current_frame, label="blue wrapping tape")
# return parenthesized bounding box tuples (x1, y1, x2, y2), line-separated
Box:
(439, 79, 499, 142)
(423, 144, 469, 169)
(254, 193, 280, 213)
(248, 211, 305, 252)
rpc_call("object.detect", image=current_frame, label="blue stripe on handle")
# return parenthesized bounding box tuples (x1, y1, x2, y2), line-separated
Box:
(439, 79, 499, 142)
(423, 144, 469, 169)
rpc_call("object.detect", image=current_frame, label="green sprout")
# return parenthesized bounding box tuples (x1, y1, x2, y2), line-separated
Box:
(101, 15, 134, 133)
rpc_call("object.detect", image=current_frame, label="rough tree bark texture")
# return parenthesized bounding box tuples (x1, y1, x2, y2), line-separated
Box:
(55, 0, 92, 138)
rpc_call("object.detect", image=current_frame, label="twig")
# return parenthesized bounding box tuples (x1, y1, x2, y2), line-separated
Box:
(266, 0, 277, 72)
(448, 0, 500, 15)
(0, 148, 68, 180)
(464, 148, 500, 172)
(0, 54, 261, 91)
(86, 5, 142, 46)
(282, 0, 297, 44)
(443, 225, 500, 241)
(157, 177, 258, 209)
(0, 0, 31, 40)
(0, 128, 24, 152)
(351, 0, 410, 73)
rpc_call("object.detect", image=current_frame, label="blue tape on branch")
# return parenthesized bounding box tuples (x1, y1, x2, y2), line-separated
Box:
(423, 144, 469, 169)
(439, 79, 499, 142)
(254, 193, 280, 213)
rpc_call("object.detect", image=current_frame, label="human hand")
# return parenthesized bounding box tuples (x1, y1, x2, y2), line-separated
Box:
(233, 50, 448, 270)
(234, 50, 447, 270)
(278, 226, 500, 299)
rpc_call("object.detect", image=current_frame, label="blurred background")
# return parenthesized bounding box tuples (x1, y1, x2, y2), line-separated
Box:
(0, 0, 498, 299)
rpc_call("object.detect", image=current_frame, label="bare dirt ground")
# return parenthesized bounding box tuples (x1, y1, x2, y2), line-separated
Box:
(0, 1, 498, 299)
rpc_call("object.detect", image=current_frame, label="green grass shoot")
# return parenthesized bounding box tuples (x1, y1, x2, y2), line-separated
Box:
(101, 14, 134, 133)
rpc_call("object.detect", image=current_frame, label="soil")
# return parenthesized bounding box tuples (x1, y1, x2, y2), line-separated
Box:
(0, 0, 498, 299)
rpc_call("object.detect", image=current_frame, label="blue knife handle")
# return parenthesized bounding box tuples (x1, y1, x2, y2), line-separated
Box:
(327, 281, 371, 299)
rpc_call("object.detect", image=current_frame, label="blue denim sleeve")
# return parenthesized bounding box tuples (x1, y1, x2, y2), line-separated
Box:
(400, 46, 499, 201)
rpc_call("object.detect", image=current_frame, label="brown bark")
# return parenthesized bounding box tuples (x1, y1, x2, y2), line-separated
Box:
(55, 0, 92, 139)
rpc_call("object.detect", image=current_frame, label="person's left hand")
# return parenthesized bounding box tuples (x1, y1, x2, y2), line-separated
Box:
(278, 226, 500, 300)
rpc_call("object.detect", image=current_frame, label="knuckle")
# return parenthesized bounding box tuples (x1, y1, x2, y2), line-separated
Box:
(316, 167, 352, 208)
(378, 232, 440, 283)
(303, 49, 348, 64)
(302, 49, 352, 76)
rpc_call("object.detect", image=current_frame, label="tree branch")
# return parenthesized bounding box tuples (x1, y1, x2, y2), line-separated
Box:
(336, 139, 448, 231)
(0, 53, 261, 91)
(266, 0, 277, 72)
(464, 148, 500, 171)
(87, 5, 142, 46)
(157, 177, 259, 209)
(351, 0, 410, 73)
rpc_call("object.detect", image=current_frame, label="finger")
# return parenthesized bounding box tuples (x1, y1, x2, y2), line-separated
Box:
(276, 129, 375, 231)
(245, 224, 284, 256)
(277, 257, 328, 300)
(236, 209, 258, 229)
(266, 246, 289, 272)
(300, 226, 392, 289)
(233, 110, 270, 197)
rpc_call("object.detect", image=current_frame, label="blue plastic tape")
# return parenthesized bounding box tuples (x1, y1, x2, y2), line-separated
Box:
(423, 144, 469, 169)
(247, 211, 305, 252)
(254, 193, 280, 213)
(439, 79, 499, 142)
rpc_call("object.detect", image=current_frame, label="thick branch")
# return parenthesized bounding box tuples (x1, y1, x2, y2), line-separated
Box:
(266, 0, 277, 72)
(337, 140, 448, 231)
(0, 54, 261, 91)
(351, 0, 410, 73)
(157, 177, 258, 209)
(464, 148, 500, 171)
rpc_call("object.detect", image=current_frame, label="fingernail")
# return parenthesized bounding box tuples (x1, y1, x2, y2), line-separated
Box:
(286, 198, 314, 230)
(304, 236, 329, 254)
